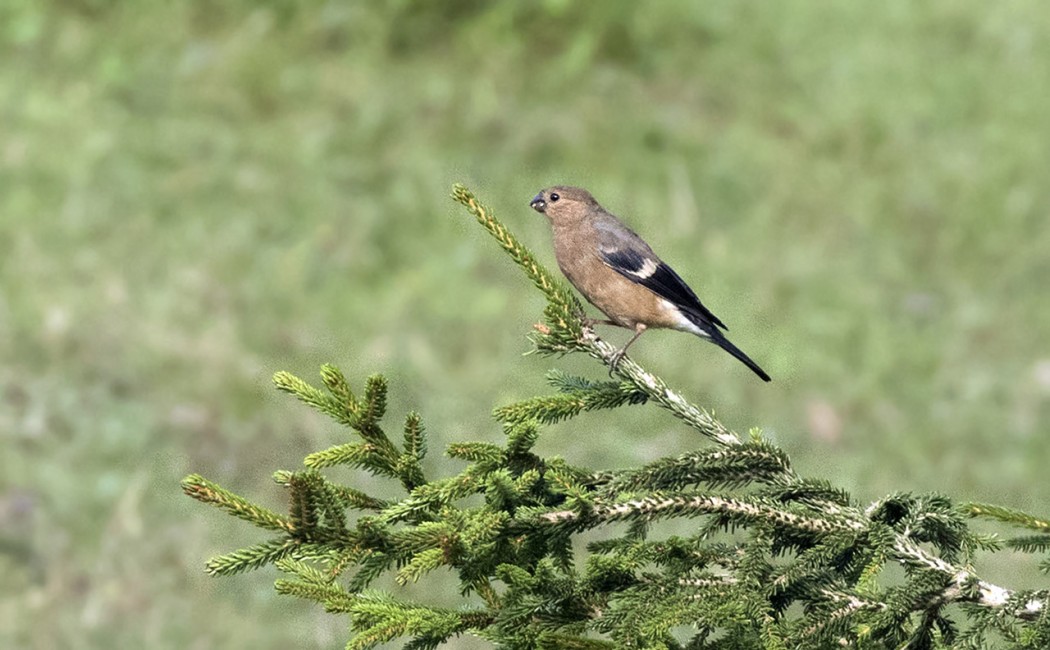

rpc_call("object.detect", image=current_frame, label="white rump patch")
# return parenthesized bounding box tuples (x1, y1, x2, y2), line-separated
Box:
(659, 299, 710, 337)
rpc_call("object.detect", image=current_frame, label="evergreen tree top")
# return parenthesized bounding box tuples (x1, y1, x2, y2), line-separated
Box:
(184, 185, 1050, 649)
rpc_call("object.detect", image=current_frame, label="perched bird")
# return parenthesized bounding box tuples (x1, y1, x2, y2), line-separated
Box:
(530, 186, 771, 382)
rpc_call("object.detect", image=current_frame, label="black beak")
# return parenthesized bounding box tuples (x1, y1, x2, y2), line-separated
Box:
(530, 192, 546, 213)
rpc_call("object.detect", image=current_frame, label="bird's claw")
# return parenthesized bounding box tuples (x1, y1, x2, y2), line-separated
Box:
(608, 349, 626, 376)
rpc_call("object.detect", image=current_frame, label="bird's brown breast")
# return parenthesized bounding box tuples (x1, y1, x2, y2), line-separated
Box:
(551, 222, 681, 330)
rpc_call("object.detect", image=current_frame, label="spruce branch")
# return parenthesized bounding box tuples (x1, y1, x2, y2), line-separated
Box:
(319, 363, 355, 408)
(451, 183, 584, 344)
(182, 185, 1050, 648)
(493, 371, 647, 428)
(965, 502, 1050, 533)
(401, 412, 428, 486)
(205, 538, 297, 576)
(275, 558, 359, 612)
(579, 327, 740, 446)
(327, 484, 390, 512)
(451, 186, 1050, 624)
(603, 442, 791, 493)
(532, 493, 863, 536)
(451, 184, 738, 446)
(181, 474, 292, 533)
(305, 441, 398, 474)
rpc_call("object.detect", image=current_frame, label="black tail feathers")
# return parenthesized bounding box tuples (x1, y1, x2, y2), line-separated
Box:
(707, 329, 772, 382)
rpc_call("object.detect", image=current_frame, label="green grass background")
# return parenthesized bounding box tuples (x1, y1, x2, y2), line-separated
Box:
(2, 1, 1049, 647)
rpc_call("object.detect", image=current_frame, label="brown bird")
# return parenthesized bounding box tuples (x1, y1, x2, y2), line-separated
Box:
(530, 186, 771, 382)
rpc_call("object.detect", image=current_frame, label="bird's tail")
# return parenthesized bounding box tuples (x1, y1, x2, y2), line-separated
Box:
(707, 329, 772, 382)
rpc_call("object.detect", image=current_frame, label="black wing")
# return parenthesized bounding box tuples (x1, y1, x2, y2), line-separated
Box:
(600, 247, 727, 331)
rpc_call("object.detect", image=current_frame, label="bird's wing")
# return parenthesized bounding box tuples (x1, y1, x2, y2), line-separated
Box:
(595, 219, 728, 331)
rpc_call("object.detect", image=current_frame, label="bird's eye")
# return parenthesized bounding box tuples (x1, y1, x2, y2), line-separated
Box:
(550, 192, 560, 202)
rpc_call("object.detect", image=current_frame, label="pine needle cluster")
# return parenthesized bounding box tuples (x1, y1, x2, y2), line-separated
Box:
(184, 185, 1050, 649)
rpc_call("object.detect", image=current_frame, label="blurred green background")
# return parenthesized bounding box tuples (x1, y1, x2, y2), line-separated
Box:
(2, 1, 1049, 647)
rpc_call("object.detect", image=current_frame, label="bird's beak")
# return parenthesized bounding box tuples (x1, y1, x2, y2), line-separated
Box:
(529, 193, 546, 213)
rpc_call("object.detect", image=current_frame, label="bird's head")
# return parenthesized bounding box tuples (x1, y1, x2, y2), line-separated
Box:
(530, 186, 600, 223)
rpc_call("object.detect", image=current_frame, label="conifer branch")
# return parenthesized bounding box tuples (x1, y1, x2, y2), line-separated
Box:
(533, 493, 863, 536)
(451, 184, 585, 343)
(492, 381, 647, 427)
(182, 185, 1050, 648)
(328, 484, 390, 512)
(964, 501, 1050, 532)
(452, 184, 738, 446)
(603, 442, 791, 493)
(578, 328, 741, 446)
(275, 576, 357, 613)
(181, 474, 292, 533)
(205, 538, 297, 576)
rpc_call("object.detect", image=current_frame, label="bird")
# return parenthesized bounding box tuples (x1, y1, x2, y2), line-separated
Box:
(529, 185, 771, 382)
